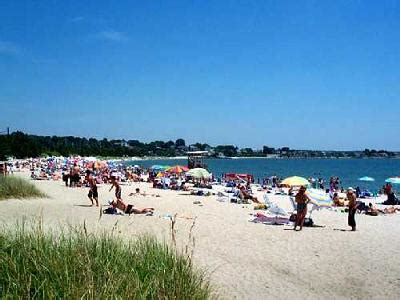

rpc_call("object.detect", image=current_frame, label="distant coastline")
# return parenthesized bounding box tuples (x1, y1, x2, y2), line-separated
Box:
(1, 131, 399, 161)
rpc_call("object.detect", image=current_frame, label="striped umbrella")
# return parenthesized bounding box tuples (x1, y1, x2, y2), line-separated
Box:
(166, 165, 189, 174)
(306, 188, 332, 207)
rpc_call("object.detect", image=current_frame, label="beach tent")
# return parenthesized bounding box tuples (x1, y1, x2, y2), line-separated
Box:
(281, 176, 310, 187)
(186, 168, 211, 179)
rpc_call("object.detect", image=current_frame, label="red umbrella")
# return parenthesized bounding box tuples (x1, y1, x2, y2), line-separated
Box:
(165, 165, 189, 173)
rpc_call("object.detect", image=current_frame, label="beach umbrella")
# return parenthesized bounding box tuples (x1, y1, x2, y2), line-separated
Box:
(385, 177, 400, 184)
(186, 168, 211, 179)
(306, 188, 332, 207)
(151, 165, 168, 171)
(166, 165, 189, 174)
(156, 172, 165, 178)
(281, 176, 310, 187)
(359, 176, 375, 182)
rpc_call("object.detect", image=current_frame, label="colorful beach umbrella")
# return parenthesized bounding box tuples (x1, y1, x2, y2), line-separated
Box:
(281, 176, 310, 187)
(166, 165, 189, 174)
(306, 188, 332, 207)
(151, 165, 169, 171)
(385, 177, 400, 184)
(186, 168, 211, 179)
(358, 176, 375, 182)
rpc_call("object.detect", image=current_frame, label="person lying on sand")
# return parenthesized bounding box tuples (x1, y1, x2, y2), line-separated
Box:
(128, 188, 160, 197)
(110, 198, 154, 215)
(128, 188, 146, 196)
(382, 206, 400, 214)
(366, 203, 379, 216)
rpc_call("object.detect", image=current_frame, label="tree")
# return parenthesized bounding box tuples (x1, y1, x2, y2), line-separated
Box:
(262, 146, 275, 155)
(214, 145, 238, 157)
(175, 138, 186, 148)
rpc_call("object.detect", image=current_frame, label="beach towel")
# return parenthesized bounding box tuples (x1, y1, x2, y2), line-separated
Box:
(251, 212, 290, 225)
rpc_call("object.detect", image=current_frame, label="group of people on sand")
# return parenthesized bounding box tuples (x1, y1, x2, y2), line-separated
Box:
(293, 186, 358, 231)
(108, 177, 154, 215)
(294, 184, 400, 231)
(83, 169, 154, 215)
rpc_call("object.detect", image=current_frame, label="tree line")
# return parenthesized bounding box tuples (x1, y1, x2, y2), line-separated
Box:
(0, 131, 397, 160)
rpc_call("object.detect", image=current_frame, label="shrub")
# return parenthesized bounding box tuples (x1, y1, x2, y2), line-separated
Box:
(0, 176, 46, 200)
(0, 222, 211, 299)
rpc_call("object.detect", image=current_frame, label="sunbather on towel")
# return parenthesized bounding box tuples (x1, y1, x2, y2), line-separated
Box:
(110, 198, 154, 215)
(239, 185, 260, 203)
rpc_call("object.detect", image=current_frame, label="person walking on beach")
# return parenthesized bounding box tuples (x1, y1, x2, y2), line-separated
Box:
(109, 176, 122, 201)
(347, 187, 358, 231)
(294, 186, 311, 231)
(87, 174, 99, 206)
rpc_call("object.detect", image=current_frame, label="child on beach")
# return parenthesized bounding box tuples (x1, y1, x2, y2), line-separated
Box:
(87, 174, 99, 206)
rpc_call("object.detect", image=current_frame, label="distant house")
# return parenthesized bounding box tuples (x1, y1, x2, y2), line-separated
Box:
(188, 144, 199, 151)
(112, 140, 129, 147)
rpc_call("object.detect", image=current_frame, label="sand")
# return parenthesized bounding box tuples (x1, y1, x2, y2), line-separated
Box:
(1, 172, 400, 299)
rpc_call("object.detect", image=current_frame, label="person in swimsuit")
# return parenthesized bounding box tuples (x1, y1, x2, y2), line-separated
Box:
(109, 176, 122, 200)
(294, 186, 311, 231)
(347, 188, 358, 231)
(87, 174, 99, 206)
(110, 198, 154, 215)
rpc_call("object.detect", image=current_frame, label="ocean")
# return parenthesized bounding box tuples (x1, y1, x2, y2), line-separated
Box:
(127, 158, 400, 192)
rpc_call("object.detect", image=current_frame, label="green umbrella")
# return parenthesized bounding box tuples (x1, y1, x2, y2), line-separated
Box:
(186, 168, 211, 179)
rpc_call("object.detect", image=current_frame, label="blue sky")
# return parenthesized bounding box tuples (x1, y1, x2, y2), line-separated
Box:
(0, 1, 399, 150)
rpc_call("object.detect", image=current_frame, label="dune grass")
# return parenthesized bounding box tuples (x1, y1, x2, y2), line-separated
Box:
(0, 222, 212, 299)
(0, 176, 46, 200)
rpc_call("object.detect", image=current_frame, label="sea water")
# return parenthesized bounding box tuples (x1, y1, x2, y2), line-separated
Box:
(127, 158, 400, 192)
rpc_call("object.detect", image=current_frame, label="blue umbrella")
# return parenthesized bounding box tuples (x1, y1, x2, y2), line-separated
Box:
(151, 165, 167, 171)
(385, 177, 400, 184)
(359, 176, 375, 182)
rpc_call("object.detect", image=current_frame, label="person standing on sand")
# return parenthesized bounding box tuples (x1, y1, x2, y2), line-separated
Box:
(294, 186, 311, 231)
(87, 174, 99, 206)
(347, 187, 358, 231)
(109, 176, 122, 201)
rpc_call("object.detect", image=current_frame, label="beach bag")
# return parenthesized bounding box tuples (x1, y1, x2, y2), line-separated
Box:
(303, 218, 314, 227)
(103, 207, 117, 215)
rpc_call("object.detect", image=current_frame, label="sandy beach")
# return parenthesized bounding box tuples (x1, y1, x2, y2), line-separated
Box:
(1, 173, 400, 299)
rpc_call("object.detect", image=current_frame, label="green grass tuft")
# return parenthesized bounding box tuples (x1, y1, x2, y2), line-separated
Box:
(0, 176, 46, 200)
(0, 222, 212, 299)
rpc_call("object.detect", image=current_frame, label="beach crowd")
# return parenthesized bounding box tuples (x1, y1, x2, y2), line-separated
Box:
(2, 156, 399, 231)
